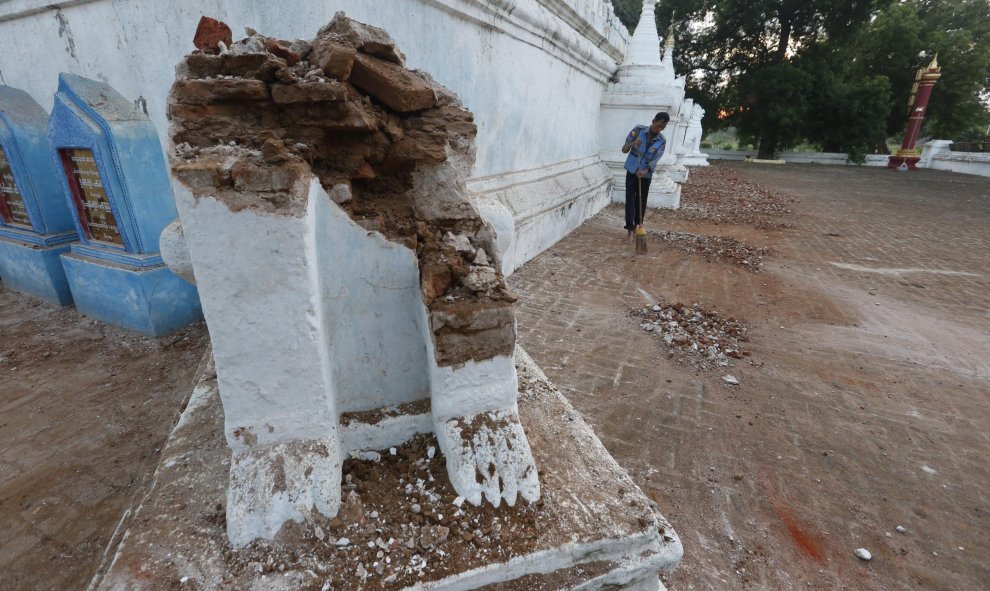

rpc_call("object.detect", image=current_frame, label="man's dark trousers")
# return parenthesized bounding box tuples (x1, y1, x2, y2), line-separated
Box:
(624, 171, 652, 230)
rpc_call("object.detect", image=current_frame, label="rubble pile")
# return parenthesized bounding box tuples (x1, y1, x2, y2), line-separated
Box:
(228, 434, 545, 589)
(648, 230, 771, 271)
(669, 165, 798, 229)
(169, 13, 514, 366)
(633, 300, 750, 370)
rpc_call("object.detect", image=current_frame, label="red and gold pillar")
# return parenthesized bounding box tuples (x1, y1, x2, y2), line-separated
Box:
(888, 55, 941, 170)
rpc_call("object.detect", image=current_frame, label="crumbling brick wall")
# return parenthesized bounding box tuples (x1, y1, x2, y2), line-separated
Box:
(170, 13, 515, 367)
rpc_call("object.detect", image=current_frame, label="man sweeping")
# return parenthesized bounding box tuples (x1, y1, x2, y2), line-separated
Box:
(621, 112, 669, 249)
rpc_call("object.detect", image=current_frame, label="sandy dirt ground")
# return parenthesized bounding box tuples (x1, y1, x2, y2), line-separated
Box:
(0, 296, 209, 590)
(1, 161, 987, 591)
(510, 162, 990, 590)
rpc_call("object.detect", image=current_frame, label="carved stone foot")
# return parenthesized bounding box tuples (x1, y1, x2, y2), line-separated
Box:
(434, 410, 540, 507)
(226, 437, 342, 547)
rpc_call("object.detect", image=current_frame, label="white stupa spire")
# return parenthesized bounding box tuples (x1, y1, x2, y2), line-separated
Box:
(661, 21, 675, 70)
(599, 1, 704, 211)
(622, 0, 661, 67)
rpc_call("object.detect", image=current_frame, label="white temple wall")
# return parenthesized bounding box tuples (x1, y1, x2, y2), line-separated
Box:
(919, 140, 990, 177)
(0, 0, 628, 274)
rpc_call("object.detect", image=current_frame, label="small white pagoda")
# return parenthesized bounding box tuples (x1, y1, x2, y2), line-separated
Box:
(598, 0, 708, 209)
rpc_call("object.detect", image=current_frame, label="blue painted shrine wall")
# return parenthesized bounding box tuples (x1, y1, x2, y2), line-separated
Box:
(48, 73, 177, 260)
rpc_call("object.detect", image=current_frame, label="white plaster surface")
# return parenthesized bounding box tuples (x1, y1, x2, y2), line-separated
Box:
(0, 0, 630, 275)
(427, 353, 519, 421)
(158, 219, 195, 285)
(227, 436, 341, 547)
(172, 181, 341, 453)
(174, 169, 541, 539)
(434, 408, 540, 507)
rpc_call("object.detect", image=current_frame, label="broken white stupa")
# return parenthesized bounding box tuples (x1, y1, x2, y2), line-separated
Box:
(167, 13, 538, 547)
(599, 0, 708, 209)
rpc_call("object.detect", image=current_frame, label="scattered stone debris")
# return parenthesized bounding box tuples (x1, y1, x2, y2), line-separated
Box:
(854, 548, 873, 561)
(632, 299, 750, 370)
(896, 525, 907, 534)
(663, 165, 798, 229)
(722, 375, 740, 386)
(223, 433, 545, 589)
(648, 229, 771, 271)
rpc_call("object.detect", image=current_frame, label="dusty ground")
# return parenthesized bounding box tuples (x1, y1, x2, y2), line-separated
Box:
(1, 161, 987, 591)
(0, 294, 209, 590)
(510, 162, 990, 590)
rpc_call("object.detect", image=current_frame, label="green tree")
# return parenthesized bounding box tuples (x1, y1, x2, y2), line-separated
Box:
(610, 0, 989, 154)
(651, 0, 881, 157)
(611, 0, 646, 32)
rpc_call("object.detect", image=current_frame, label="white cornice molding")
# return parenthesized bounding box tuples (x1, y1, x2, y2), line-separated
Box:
(1, 0, 628, 81)
(421, 0, 626, 81)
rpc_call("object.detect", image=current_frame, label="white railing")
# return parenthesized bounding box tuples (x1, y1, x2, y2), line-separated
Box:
(707, 144, 990, 177)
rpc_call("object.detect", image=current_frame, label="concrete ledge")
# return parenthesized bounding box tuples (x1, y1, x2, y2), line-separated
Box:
(707, 149, 889, 167)
(469, 157, 613, 275)
(91, 347, 682, 590)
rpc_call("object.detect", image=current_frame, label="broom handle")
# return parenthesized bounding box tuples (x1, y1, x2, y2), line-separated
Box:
(638, 174, 643, 227)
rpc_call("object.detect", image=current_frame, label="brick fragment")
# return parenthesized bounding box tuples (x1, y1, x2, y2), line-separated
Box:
(349, 54, 436, 113)
(184, 53, 223, 78)
(173, 79, 270, 104)
(220, 53, 286, 81)
(432, 322, 516, 366)
(230, 159, 307, 192)
(318, 12, 405, 65)
(430, 300, 514, 333)
(264, 38, 301, 65)
(421, 263, 453, 300)
(271, 80, 347, 104)
(172, 159, 227, 190)
(310, 39, 357, 80)
(193, 16, 232, 54)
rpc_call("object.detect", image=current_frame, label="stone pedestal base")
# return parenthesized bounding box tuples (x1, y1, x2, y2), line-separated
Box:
(887, 155, 920, 170)
(678, 154, 710, 167)
(92, 347, 682, 591)
(60, 252, 202, 336)
(605, 161, 682, 211)
(0, 235, 74, 306)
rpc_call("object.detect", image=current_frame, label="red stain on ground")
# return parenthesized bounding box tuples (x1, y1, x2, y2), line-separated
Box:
(776, 505, 827, 562)
(761, 482, 828, 563)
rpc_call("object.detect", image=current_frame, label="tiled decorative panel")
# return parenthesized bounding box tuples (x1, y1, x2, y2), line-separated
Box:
(59, 148, 122, 245)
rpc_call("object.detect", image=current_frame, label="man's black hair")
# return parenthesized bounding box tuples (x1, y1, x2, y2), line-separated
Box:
(653, 112, 670, 122)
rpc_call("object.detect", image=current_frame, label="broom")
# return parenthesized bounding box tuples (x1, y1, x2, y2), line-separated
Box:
(635, 174, 648, 253)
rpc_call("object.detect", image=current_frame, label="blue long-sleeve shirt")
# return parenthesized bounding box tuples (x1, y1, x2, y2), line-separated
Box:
(623, 125, 666, 179)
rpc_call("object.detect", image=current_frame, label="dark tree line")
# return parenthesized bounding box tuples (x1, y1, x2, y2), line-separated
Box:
(611, 0, 990, 160)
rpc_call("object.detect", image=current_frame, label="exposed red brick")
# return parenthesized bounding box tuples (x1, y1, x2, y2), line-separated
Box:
(264, 38, 301, 66)
(173, 79, 270, 104)
(349, 54, 436, 113)
(193, 16, 232, 55)
(270, 80, 347, 104)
